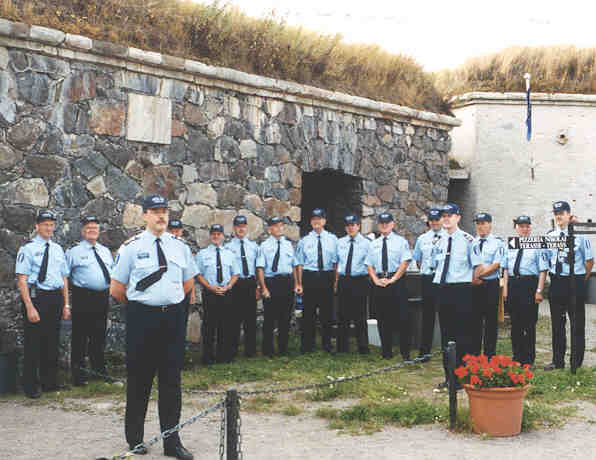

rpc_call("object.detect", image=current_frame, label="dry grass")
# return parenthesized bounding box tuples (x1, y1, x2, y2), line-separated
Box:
(0, 0, 449, 114)
(435, 45, 596, 99)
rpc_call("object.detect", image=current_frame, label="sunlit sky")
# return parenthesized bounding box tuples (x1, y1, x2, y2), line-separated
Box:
(218, 0, 596, 71)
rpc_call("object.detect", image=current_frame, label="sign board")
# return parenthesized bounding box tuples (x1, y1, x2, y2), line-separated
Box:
(508, 236, 568, 250)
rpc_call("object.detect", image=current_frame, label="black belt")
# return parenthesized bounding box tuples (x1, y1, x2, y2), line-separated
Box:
(129, 300, 178, 312)
(304, 270, 334, 275)
(376, 272, 396, 278)
(550, 274, 584, 279)
(237, 276, 256, 282)
(439, 282, 471, 287)
(36, 288, 62, 295)
(509, 275, 538, 279)
(339, 274, 368, 280)
(266, 274, 291, 279)
(72, 285, 109, 293)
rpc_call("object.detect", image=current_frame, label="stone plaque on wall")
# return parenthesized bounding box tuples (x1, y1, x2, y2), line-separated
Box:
(126, 93, 172, 144)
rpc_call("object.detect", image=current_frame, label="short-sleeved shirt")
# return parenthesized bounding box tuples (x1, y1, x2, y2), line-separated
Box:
(504, 247, 549, 277)
(365, 232, 412, 274)
(66, 240, 114, 291)
(195, 244, 240, 287)
(112, 231, 198, 306)
(256, 236, 295, 277)
(412, 229, 446, 275)
(295, 230, 338, 271)
(15, 235, 68, 290)
(432, 228, 482, 284)
(224, 237, 258, 279)
(337, 233, 371, 276)
(472, 234, 506, 280)
(545, 227, 594, 276)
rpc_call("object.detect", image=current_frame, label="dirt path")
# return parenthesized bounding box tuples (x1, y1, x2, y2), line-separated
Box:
(1, 398, 595, 460)
(1, 303, 595, 460)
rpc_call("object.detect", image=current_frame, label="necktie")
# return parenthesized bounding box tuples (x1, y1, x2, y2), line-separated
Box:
(92, 246, 111, 284)
(479, 238, 486, 253)
(216, 247, 223, 284)
(382, 237, 388, 273)
(136, 238, 168, 291)
(37, 242, 49, 284)
(272, 240, 280, 273)
(440, 236, 452, 285)
(345, 238, 354, 276)
(317, 236, 324, 271)
(240, 240, 249, 277)
(555, 231, 564, 275)
(513, 248, 523, 277)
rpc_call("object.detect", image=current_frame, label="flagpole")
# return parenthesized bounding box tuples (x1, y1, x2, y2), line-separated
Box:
(524, 73, 534, 181)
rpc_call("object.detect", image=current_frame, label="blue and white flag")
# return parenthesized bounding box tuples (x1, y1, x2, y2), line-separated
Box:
(524, 73, 532, 141)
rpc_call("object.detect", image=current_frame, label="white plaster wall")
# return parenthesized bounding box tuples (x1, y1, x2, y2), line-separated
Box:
(450, 104, 477, 168)
(452, 99, 596, 259)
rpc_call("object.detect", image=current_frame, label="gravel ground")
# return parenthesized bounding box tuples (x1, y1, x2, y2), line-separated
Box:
(1, 302, 594, 460)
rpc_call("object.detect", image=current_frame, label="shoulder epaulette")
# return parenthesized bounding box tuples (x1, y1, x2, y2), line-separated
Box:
(123, 233, 142, 246)
(463, 232, 474, 242)
(23, 240, 34, 246)
(495, 236, 504, 242)
(172, 235, 190, 246)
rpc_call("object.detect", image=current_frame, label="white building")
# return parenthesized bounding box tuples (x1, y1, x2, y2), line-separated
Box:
(449, 92, 596, 250)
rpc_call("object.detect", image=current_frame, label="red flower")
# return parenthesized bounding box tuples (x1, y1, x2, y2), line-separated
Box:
(482, 368, 493, 378)
(470, 363, 480, 375)
(470, 375, 482, 387)
(455, 366, 468, 379)
(525, 369, 534, 380)
(508, 371, 517, 384)
(462, 354, 475, 363)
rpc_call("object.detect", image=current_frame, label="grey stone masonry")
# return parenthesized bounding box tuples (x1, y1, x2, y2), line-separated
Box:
(0, 19, 458, 345)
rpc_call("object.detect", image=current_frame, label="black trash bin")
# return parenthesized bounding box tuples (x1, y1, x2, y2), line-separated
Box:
(0, 351, 17, 394)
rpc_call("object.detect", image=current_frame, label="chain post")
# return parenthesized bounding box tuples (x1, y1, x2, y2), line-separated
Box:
(447, 341, 457, 430)
(226, 388, 239, 460)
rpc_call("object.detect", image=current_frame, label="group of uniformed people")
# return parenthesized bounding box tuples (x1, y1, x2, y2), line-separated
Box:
(14, 194, 593, 459)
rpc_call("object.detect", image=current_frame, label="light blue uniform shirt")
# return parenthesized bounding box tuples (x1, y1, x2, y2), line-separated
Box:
(256, 236, 295, 277)
(412, 229, 446, 275)
(546, 227, 594, 276)
(15, 235, 68, 290)
(196, 244, 241, 287)
(365, 232, 412, 274)
(432, 228, 482, 284)
(66, 240, 114, 291)
(224, 237, 258, 278)
(504, 247, 549, 276)
(337, 233, 371, 276)
(473, 234, 506, 280)
(295, 230, 338, 271)
(112, 231, 198, 306)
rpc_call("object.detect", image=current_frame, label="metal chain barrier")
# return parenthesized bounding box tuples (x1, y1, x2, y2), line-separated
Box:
(96, 399, 225, 460)
(90, 347, 446, 459)
(219, 398, 227, 460)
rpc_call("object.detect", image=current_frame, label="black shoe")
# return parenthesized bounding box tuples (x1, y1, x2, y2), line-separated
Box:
(544, 362, 564, 371)
(25, 389, 41, 399)
(129, 444, 148, 455)
(164, 443, 194, 460)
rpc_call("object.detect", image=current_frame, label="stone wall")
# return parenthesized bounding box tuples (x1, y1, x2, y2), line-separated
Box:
(0, 19, 459, 343)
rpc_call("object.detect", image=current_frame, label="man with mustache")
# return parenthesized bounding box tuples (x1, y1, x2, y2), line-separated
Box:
(111, 195, 198, 459)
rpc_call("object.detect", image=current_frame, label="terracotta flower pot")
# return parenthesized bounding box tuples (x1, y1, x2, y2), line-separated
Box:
(464, 384, 530, 436)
